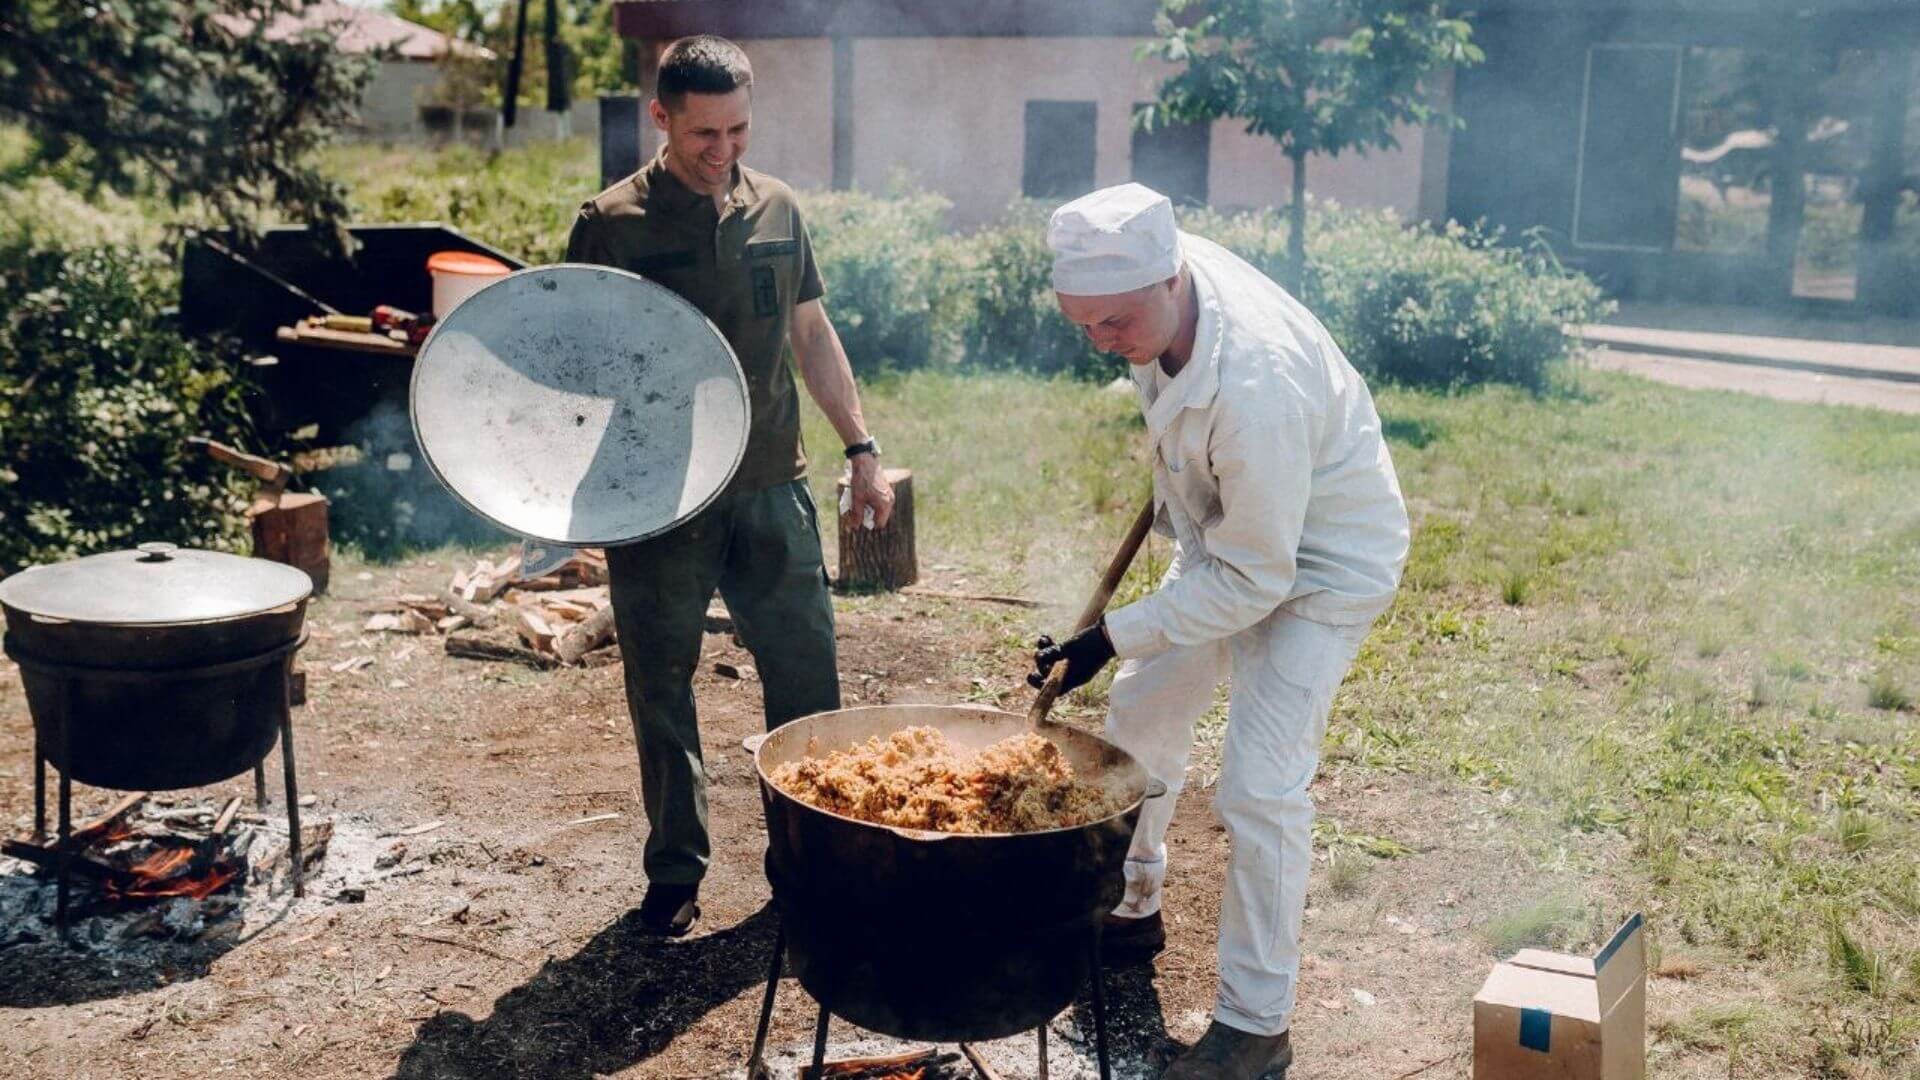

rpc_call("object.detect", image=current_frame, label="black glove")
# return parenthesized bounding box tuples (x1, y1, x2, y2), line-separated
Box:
(1027, 619, 1118, 694)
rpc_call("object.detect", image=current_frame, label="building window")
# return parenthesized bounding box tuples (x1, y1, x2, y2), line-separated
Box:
(1572, 43, 1683, 251)
(1023, 101, 1098, 199)
(1131, 109, 1209, 205)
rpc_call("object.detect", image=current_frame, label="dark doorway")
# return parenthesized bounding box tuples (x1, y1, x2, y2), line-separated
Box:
(1023, 100, 1098, 199)
(1574, 43, 1683, 251)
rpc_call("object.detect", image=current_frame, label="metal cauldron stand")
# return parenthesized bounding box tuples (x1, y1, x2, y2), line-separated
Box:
(743, 920, 1111, 1080)
(11, 634, 310, 934)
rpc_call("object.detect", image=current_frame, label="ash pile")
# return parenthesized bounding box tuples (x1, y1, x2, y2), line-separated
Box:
(0, 792, 345, 955)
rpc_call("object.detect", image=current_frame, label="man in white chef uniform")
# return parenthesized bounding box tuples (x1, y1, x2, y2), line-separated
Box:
(1029, 184, 1410, 1079)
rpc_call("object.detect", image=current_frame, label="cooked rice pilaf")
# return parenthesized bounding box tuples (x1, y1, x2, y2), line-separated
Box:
(768, 726, 1130, 833)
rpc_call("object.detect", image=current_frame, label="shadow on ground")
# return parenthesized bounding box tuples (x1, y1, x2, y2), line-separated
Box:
(1068, 961, 1181, 1075)
(0, 873, 254, 1007)
(395, 903, 777, 1079)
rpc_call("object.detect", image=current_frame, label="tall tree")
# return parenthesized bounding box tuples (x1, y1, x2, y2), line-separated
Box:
(0, 0, 374, 243)
(1140, 0, 1481, 286)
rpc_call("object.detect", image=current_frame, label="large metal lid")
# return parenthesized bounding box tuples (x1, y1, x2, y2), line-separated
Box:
(409, 264, 751, 547)
(0, 543, 313, 626)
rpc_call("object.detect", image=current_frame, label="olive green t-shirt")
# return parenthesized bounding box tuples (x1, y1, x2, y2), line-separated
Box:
(565, 155, 825, 493)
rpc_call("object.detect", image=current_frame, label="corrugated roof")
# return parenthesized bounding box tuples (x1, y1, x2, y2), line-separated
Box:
(249, 3, 496, 61)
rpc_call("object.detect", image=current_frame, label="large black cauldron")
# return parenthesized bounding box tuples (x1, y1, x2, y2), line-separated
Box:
(753, 704, 1159, 1043)
(0, 542, 311, 790)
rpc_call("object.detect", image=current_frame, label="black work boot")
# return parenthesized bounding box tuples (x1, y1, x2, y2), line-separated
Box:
(1161, 1022, 1292, 1079)
(1101, 910, 1167, 966)
(637, 881, 700, 937)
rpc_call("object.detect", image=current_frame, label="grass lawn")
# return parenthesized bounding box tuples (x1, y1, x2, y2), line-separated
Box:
(801, 367, 1920, 1076)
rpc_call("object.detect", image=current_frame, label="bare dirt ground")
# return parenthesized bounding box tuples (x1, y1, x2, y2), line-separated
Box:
(0, 552, 1589, 1080)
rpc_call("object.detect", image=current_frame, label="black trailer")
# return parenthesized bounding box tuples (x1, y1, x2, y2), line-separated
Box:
(179, 223, 526, 447)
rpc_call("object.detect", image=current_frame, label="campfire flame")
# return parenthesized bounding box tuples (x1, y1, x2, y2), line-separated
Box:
(103, 845, 242, 902)
(37, 816, 246, 904)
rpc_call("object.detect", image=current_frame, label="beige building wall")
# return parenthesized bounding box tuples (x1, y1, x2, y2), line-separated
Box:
(655, 35, 1447, 226)
(356, 60, 442, 136)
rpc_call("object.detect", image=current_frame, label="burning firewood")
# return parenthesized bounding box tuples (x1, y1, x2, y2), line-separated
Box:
(798, 1049, 961, 1080)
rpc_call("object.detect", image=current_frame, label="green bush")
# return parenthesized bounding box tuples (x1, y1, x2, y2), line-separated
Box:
(794, 193, 1608, 391)
(0, 241, 256, 574)
(321, 140, 1608, 391)
(802, 187, 966, 375)
(953, 201, 1110, 380)
(1189, 204, 1613, 393)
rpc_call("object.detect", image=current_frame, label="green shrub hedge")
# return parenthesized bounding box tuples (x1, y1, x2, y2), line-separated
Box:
(0, 241, 256, 574)
(802, 187, 965, 372)
(795, 195, 1611, 392)
(326, 142, 1609, 391)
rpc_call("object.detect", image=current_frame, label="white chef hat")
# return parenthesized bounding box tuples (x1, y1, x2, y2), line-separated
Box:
(1047, 183, 1182, 296)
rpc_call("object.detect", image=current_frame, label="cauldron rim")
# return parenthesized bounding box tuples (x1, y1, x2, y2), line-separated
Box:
(752, 702, 1154, 841)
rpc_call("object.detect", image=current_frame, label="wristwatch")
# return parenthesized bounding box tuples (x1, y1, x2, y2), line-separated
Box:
(844, 437, 881, 460)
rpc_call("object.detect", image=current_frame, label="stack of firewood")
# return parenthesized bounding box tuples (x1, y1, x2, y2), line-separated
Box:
(363, 550, 622, 668)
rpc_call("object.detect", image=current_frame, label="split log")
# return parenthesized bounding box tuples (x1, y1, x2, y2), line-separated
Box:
(251, 491, 331, 594)
(800, 1049, 957, 1080)
(67, 791, 149, 848)
(445, 633, 559, 670)
(835, 467, 916, 593)
(580, 645, 623, 668)
(513, 608, 556, 653)
(298, 821, 333, 872)
(554, 605, 618, 665)
(1, 839, 132, 884)
(441, 592, 497, 628)
(959, 1044, 1006, 1080)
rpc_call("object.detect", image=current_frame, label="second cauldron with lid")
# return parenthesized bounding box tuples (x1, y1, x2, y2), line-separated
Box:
(0, 541, 312, 791)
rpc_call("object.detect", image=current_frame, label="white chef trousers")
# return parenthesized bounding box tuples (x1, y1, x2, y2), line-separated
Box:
(1106, 597, 1372, 1037)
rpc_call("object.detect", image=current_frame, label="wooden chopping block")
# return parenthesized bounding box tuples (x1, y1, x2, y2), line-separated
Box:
(835, 467, 916, 592)
(251, 491, 331, 594)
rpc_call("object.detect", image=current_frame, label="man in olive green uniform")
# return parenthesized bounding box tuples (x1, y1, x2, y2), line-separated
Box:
(565, 35, 893, 936)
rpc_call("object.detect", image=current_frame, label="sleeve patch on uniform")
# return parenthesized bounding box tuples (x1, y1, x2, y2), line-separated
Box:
(631, 250, 694, 273)
(752, 265, 779, 317)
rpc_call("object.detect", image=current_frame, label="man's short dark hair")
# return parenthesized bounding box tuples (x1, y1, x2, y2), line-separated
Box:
(656, 36, 752, 110)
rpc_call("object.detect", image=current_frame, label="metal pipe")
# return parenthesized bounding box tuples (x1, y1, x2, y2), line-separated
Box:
(33, 734, 45, 843)
(55, 679, 73, 939)
(745, 924, 786, 1080)
(280, 664, 304, 898)
(1089, 934, 1111, 1080)
(811, 1003, 831, 1076)
(56, 767, 71, 938)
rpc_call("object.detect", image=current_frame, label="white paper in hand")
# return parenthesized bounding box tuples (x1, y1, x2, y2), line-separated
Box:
(838, 484, 876, 530)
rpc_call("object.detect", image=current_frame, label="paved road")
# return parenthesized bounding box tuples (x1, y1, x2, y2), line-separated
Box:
(1590, 348, 1920, 415)
(1577, 324, 1920, 382)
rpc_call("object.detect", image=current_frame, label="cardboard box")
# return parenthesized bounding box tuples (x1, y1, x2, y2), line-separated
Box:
(1473, 913, 1646, 1079)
